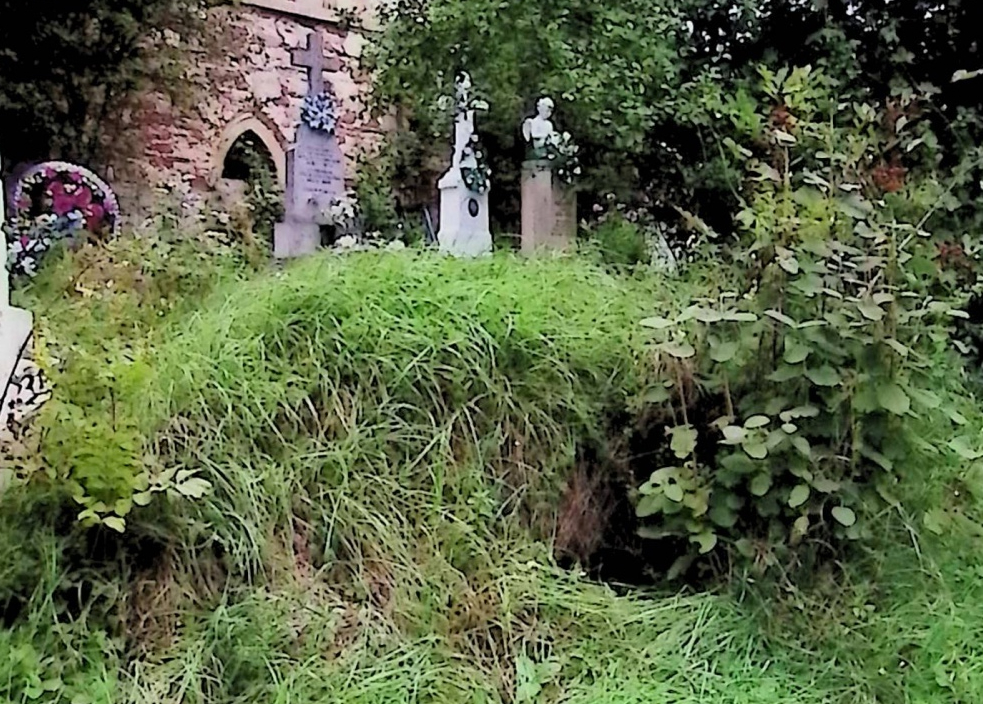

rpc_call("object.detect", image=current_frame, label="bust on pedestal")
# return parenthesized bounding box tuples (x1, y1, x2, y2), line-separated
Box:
(520, 97, 577, 254)
(437, 73, 492, 258)
(0, 153, 34, 410)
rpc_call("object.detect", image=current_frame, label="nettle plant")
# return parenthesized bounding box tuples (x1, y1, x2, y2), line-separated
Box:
(637, 67, 968, 574)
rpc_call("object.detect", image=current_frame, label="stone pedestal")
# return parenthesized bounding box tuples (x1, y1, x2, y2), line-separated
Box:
(0, 306, 33, 411)
(274, 220, 321, 258)
(521, 160, 576, 254)
(437, 169, 491, 258)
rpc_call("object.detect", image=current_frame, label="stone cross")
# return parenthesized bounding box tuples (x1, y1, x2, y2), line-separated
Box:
(291, 31, 328, 96)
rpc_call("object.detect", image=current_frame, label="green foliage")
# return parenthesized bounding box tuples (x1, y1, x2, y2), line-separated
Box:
(367, 0, 684, 199)
(0, 1, 209, 165)
(636, 66, 973, 572)
(10, 224, 256, 530)
(588, 213, 650, 269)
(238, 138, 285, 245)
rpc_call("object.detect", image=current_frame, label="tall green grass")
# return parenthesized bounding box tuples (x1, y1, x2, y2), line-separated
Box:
(4, 248, 983, 703)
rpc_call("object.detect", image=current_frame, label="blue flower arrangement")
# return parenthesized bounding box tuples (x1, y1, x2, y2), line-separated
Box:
(301, 92, 340, 134)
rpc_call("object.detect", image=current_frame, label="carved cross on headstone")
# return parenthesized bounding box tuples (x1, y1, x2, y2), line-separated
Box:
(291, 31, 329, 96)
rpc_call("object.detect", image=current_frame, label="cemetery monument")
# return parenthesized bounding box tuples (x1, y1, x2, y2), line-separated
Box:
(520, 97, 578, 254)
(437, 73, 493, 258)
(274, 31, 347, 258)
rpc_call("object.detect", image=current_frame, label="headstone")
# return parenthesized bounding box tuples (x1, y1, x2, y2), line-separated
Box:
(274, 31, 346, 259)
(521, 161, 576, 254)
(0, 153, 34, 414)
(436, 73, 492, 258)
(520, 97, 578, 253)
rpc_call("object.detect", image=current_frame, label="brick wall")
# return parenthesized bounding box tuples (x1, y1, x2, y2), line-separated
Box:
(110, 3, 381, 217)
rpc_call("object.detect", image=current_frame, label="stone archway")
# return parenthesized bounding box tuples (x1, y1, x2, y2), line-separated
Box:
(210, 115, 286, 190)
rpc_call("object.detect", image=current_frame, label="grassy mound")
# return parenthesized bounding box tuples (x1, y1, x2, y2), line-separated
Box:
(3, 248, 983, 703)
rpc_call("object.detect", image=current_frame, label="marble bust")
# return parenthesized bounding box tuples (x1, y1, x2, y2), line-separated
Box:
(522, 97, 558, 159)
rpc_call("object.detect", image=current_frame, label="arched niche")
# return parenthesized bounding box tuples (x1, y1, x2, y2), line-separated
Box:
(210, 116, 286, 190)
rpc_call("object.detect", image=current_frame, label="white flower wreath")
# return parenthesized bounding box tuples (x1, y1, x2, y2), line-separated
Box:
(301, 92, 340, 134)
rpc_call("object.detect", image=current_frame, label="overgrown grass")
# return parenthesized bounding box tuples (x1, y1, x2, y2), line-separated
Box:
(3, 243, 983, 703)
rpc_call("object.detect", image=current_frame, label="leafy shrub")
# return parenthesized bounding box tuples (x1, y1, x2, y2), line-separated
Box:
(588, 213, 650, 270)
(10, 225, 256, 530)
(635, 67, 972, 574)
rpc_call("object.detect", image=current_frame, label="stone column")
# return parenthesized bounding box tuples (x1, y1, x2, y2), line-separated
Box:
(521, 160, 576, 254)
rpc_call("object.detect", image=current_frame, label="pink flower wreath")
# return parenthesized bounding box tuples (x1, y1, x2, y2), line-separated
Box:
(5, 161, 120, 277)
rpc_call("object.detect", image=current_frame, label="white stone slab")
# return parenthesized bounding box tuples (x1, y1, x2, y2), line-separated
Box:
(437, 172, 491, 258)
(0, 306, 33, 410)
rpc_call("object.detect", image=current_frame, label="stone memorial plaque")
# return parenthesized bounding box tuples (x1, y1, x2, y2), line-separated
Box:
(289, 125, 345, 221)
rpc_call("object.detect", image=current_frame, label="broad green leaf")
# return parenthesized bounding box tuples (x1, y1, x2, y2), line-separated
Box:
(779, 256, 800, 274)
(643, 386, 671, 404)
(664, 484, 685, 503)
(788, 484, 811, 508)
(780, 405, 820, 422)
(744, 415, 770, 429)
(709, 505, 738, 528)
(710, 340, 739, 363)
(861, 446, 894, 471)
(947, 408, 968, 425)
(768, 365, 803, 382)
(637, 526, 675, 540)
(783, 342, 811, 364)
(949, 436, 983, 460)
(781, 422, 797, 434)
(640, 316, 674, 330)
(103, 516, 126, 533)
(792, 515, 810, 541)
(789, 436, 810, 459)
(811, 477, 840, 493)
(692, 531, 718, 554)
(689, 306, 724, 323)
(806, 366, 841, 387)
(670, 425, 698, 460)
(857, 299, 885, 321)
(721, 425, 747, 445)
(723, 311, 758, 323)
(132, 491, 154, 507)
(744, 440, 769, 460)
(175, 477, 212, 499)
(923, 508, 947, 535)
(663, 341, 696, 359)
(764, 309, 798, 327)
(877, 383, 911, 415)
(884, 338, 910, 357)
(667, 555, 696, 580)
(749, 473, 772, 496)
(636, 494, 663, 518)
(838, 194, 873, 220)
(909, 388, 941, 409)
(831, 506, 857, 527)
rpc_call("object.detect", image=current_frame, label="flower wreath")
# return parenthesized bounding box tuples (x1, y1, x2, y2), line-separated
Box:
(461, 136, 492, 195)
(544, 131, 583, 186)
(5, 161, 120, 278)
(301, 92, 340, 134)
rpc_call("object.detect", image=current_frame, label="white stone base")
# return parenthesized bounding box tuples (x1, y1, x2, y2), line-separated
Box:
(0, 307, 33, 410)
(437, 170, 491, 258)
(274, 220, 321, 259)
